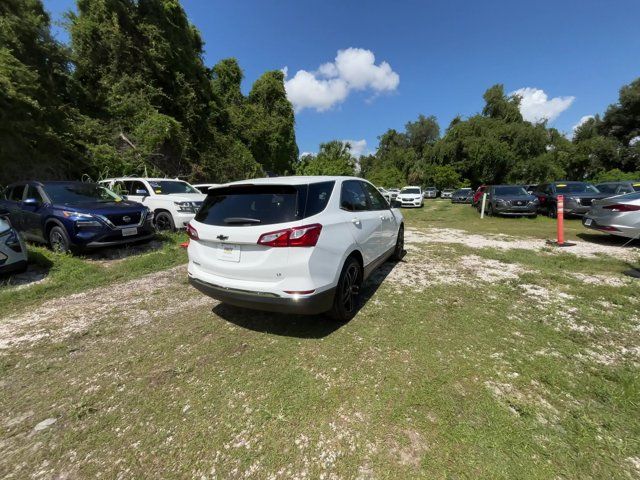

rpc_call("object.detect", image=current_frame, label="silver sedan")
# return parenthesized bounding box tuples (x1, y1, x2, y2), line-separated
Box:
(583, 192, 640, 239)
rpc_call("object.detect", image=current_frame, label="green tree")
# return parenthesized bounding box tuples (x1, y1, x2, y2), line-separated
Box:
(245, 70, 298, 174)
(405, 114, 440, 156)
(295, 141, 356, 176)
(482, 84, 523, 123)
(600, 77, 640, 146)
(0, 0, 80, 184)
(366, 165, 405, 188)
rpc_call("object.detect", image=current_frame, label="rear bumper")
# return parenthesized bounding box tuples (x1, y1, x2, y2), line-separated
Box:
(189, 276, 336, 315)
(582, 216, 639, 238)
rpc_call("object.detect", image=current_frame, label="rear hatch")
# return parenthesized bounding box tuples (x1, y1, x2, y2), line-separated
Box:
(189, 181, 335, 282)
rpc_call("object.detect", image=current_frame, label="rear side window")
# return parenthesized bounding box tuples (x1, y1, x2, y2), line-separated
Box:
(304, 181, 335, 217)
(340, 180, 368, 212)
(8, 185, 25, 201)
(362, 182, 389, 210)
(195, 182, 335, 226)
(26, 185, 44, 203)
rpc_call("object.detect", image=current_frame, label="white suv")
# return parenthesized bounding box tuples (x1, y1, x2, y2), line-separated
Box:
(187, 176, 404, 321)
(99, 178, 206, 231)
(397, 186, 424, 207)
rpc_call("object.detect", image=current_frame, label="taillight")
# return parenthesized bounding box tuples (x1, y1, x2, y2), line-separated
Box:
(186, 223, 199, 240)
(602, 204, 640, 212)
(257, 224, 322, 247)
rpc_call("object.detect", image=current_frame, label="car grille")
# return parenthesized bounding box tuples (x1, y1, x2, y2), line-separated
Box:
(511, 200, 526, 206)
(105, 212, 142, 226)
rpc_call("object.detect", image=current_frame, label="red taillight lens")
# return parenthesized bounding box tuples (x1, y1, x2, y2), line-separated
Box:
(186, 223, 199, 240)
(602, 204, 640, 212)
(257, 224, 322, 247)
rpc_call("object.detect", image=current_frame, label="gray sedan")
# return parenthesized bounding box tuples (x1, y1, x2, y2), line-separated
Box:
(583, 191, 640, 239)
(482, 185, 538, 216)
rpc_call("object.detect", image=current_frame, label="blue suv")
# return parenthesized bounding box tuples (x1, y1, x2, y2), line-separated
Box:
(0, 181, 155, 253)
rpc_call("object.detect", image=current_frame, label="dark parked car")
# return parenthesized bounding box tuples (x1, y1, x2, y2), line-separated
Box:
(0, 181, 155, 253)
(451, 188, 473, 204)
(594, 181, 640, 197)
(472, 185, 487, 207)
(480, 185, 538, 217)
(533, 181, 609, 218)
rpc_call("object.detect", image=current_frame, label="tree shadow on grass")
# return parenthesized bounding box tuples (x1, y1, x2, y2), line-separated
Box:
(0, 249, 52, 289)
(212, 256, 404, 339)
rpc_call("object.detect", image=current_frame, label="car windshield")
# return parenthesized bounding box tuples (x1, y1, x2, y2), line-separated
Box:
(148, 181, 199, 195)
(45, 183, 122, 204)
(555, 183, 599, 194)
(494, 186, 528, 196)
(401, 188, 421, 194)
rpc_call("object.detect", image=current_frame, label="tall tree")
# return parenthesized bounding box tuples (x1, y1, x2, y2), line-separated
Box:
(295, 141, 356, 176)
(0, 0, 79, 184)
(246, 70, 298, 174)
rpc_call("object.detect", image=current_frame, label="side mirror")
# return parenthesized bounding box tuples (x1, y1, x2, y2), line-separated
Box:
(23, 198, 40, 207)
(135, 189, 148, 196)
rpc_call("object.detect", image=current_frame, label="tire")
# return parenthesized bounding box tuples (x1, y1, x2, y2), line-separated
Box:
(391, 225, 405, 261)
(49, 225, 71, 254)
(548, 204, 557, 219)
(329, 257, 363, 322)
(155, 211, 175, 232)
(486, 204, 493, 216)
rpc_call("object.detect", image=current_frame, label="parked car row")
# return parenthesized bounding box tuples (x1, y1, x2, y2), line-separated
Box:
(460, 180, 640, 240)
(0, 177, 207, 258)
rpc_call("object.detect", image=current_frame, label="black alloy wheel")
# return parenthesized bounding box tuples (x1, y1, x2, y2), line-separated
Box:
(330, 257, 362, 322)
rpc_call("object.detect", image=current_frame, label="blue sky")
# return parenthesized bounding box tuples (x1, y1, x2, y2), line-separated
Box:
(44, 0, 640, 156)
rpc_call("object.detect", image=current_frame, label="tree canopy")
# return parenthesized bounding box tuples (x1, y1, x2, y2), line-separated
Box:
(1, 0, 298, 186)
(361, 80, 640, 188)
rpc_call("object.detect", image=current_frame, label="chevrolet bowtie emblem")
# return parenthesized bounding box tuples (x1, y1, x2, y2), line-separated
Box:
(216, 234, 229, 241)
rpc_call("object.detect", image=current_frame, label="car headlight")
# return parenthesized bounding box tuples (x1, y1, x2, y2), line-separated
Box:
(174, 201, 197, 213)
(495, 199, 506, 205)
(62, 211, 103, 228)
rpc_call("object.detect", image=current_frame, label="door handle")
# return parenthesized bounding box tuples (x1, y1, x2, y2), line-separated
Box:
(351, 218, 361, 226)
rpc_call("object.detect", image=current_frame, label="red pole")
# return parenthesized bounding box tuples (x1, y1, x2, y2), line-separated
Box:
(557, 195, 564, 245)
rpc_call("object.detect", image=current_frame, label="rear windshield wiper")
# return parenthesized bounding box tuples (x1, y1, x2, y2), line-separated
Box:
(224, 217, 262, 224)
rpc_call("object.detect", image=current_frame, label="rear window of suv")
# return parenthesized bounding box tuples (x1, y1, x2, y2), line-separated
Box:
(195, 181, 335, 226)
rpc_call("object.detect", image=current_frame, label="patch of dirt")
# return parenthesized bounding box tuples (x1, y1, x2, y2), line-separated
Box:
(569, 272, 628, 287)
(388, 429, 429, 468)
(406, 227, 639, 261)
(370, 248, 532, 292)
(484, 380, 559, 424)
(0, 265, 211, 350)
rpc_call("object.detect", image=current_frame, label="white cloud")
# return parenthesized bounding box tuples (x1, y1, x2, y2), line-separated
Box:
(572, 115, 595, 135)
(284, 48, 400, 112)
(630, 136, 640, 146)
(343, 139, 368, 157)
(511, 87, 575, 123)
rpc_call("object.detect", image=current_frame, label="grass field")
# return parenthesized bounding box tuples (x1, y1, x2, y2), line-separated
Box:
(1, 201, 639, 479)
